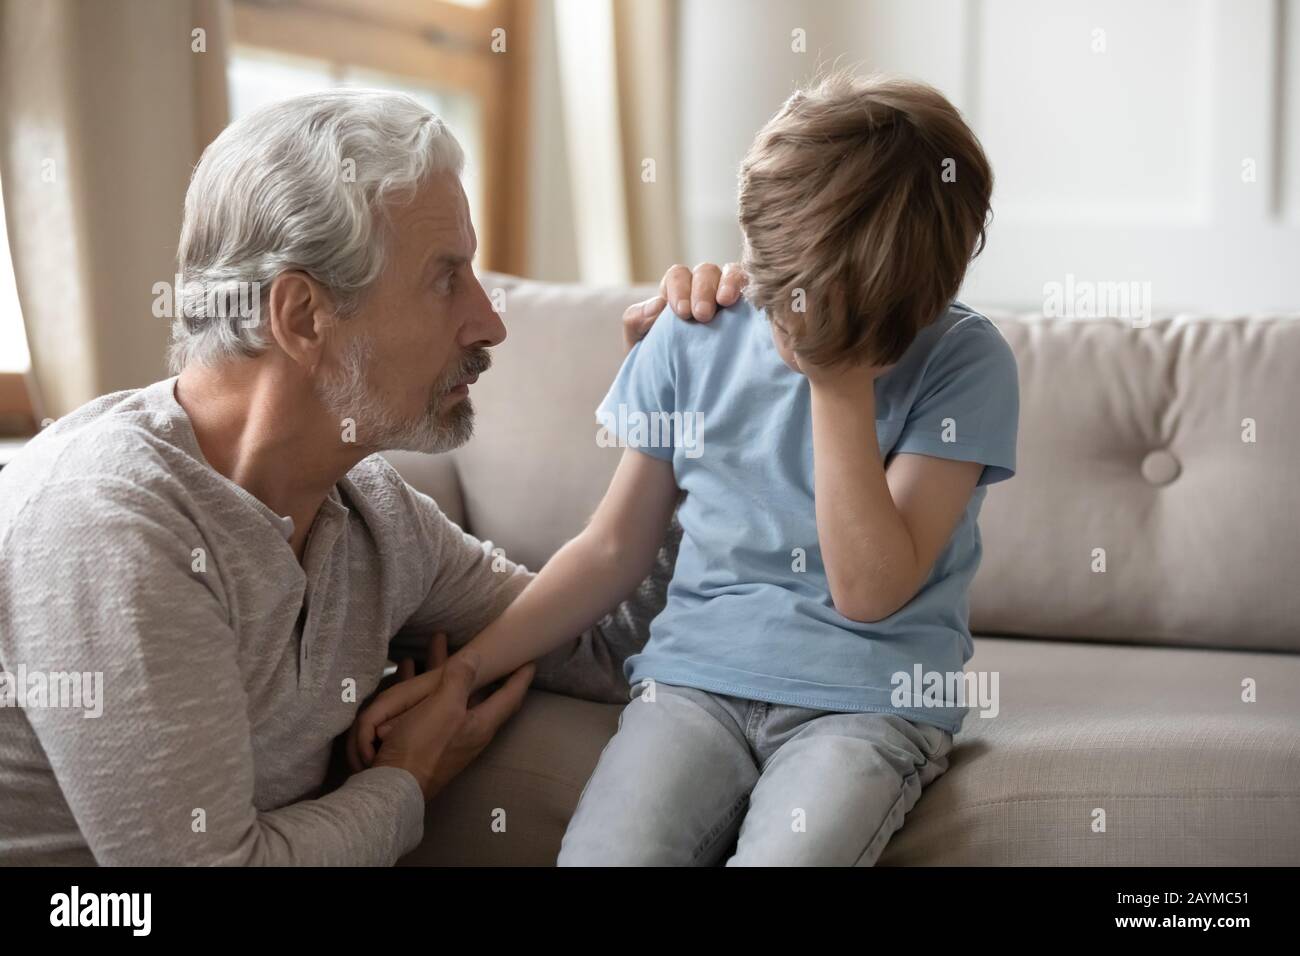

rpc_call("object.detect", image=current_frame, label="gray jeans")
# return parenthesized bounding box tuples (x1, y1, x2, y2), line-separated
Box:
(557, 680, 954, 866)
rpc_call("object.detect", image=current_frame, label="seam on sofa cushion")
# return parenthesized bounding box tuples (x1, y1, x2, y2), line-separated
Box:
(950, 793, 1300, 810)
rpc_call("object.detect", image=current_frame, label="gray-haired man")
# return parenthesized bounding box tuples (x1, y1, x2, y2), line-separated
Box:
(0, 90, 739, 865)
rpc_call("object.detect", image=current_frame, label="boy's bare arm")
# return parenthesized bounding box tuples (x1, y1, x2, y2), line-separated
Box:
(806, 363, 982, 623)
(460, 448, 679, 691)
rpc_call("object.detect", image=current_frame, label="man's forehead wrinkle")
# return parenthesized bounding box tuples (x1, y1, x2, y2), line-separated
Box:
(393, 176, 474, 267)
(404, 209, 460, 236)
(408, 217, 472, 265)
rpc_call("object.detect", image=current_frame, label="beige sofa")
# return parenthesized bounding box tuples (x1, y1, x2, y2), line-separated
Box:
(390, 274, 1300, 866)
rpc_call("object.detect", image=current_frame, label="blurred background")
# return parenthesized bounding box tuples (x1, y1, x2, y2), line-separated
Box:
(1, 0, 1297, 436)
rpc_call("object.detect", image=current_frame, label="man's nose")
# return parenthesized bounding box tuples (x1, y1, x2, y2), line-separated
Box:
(466, 281, 507, 348)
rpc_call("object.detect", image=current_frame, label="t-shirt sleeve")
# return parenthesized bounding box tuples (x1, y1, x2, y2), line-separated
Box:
(891, 319, 1020, 487)
(594, 304, 679, 461)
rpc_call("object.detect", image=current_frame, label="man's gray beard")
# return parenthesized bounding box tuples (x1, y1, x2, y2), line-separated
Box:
(316, 334, 476, 454)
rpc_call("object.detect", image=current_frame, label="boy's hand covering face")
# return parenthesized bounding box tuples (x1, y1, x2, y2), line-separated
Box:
(769, 288, 897, 384)
(779, 323, 895, 384)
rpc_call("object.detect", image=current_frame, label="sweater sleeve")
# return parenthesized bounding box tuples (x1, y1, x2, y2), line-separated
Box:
(0, 475, 424, 866)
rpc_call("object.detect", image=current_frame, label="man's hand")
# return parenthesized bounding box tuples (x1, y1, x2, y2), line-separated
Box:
(622, 261, 749, 350)
(347, 633, 498, 769)
(369, 651, 535, 800)
(348, 636, 438, 771)
(346, 633, 536, 800)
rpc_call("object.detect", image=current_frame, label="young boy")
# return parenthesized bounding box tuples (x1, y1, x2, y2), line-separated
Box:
(360, 73, 1018, 865)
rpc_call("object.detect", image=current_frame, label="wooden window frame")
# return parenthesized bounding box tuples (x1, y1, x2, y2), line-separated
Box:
(230, 0, 532, 274)
(0, 370, 37, 437)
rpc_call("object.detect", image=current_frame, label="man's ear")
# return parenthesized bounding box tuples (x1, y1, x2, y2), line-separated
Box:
(265, 270, 336, 371)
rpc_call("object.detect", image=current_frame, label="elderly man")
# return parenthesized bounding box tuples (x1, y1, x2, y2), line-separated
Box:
(0, 90, 741, 865)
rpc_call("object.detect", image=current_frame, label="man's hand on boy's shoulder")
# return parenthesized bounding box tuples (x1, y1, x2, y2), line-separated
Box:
(623, 261, 750, 351)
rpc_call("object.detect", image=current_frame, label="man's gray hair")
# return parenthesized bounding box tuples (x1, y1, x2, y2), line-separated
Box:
(169, 89, 465, 373)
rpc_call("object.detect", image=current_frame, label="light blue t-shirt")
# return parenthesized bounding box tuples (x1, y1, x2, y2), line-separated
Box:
(595, 297, 1019, 733)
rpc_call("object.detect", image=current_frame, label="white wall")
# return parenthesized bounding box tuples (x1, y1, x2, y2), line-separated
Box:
(677, 0, 1300, 313)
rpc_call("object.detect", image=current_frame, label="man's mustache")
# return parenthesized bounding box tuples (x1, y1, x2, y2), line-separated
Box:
(441, 348, 492, 391)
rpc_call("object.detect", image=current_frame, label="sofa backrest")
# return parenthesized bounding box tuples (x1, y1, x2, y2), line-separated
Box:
(390, 275, 1300, 654)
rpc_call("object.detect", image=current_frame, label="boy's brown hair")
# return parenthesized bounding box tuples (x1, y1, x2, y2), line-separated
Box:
(738, 72, 993, 368)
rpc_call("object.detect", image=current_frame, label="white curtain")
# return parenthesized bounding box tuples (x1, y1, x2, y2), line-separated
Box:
(551, 0, 682, 284)
(0, 0, 231, 418)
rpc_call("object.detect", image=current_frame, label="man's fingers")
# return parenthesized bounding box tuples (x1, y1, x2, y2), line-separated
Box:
(621, 296, 665, 331)
(359, 718, 379, 766)
(429, 632, 448, 670)
(621, 296, 665, 352)
(346, 722, 365, 773)
(718, 262, 749, 304)
(659, 264, 693, 318)
(359, 674, 435, 764)
(397, 657, 415, 682)
(690, 263, 724, 321)
(465, 662, 535, 737)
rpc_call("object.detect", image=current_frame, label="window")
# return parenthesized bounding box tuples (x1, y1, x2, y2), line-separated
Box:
(228, 0, 530, 273)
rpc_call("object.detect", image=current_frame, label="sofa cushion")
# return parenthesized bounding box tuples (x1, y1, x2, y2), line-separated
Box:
(878, 637, 1300, 865)
(401, 637, 1300, 866)
(974, 313, 1300, 653)
(400, 689, 621, 867)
